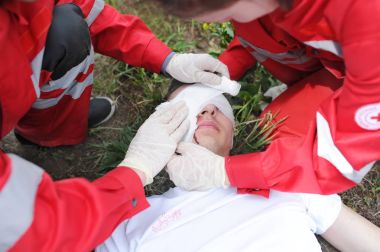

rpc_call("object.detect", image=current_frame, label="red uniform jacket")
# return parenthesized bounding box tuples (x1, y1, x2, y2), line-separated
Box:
(0, 151, 148, 251)
(220, 0, 380, 195)
(0, 0, 172, 142)
(0, 0, 171, 250)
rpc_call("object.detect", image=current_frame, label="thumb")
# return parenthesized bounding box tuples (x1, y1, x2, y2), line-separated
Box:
(166, 154, 183, 176)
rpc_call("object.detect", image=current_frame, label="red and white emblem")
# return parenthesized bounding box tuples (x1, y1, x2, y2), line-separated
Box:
(355, 103, 380, 130)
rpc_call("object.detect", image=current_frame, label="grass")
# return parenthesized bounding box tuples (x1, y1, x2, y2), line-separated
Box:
(93, 0, 379, 228)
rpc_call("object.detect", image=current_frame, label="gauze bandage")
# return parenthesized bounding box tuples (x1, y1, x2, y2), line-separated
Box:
(156, 80, 240, 142)
(203, 76, 241, 96)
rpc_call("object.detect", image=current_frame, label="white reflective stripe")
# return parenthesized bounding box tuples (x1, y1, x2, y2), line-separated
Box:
(304, 40, 343, 58)
(316, 112, 375, 183)
(0, 154, 43, 251)
(238, 36, 312, 65)
(30, 48, 45, 98)
(32, 72, 93, 109)
(41, 48, 94, 92)
(85, 0, 105, 26)
(33, 48, 95, 109)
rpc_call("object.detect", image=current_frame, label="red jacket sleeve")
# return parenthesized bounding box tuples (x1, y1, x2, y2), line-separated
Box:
(225, 2, 380, 195)
(0, 153, 149, 252)
(57, 0, 172, 73)
(219, 36, 257, 80)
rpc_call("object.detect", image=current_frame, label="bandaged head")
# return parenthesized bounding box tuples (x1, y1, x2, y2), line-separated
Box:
(157, 76, 240, 143)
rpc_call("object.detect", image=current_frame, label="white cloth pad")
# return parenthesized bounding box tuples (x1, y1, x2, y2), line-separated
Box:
(156, 78, 241, 142)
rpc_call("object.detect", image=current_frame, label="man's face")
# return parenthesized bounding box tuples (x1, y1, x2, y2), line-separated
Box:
(194, 104, 233, 156)
(169, 85, 234, 157)
(194, 0, 279, 23)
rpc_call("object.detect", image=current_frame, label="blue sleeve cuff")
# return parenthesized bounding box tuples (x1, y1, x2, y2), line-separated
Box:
(161, 52, 176, 75)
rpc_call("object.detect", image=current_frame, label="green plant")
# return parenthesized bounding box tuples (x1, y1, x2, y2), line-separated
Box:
(232, 112, 286, 154)
(201, 22, 234, 56)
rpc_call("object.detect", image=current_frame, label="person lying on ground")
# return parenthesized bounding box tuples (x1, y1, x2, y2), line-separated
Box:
(96, 82, 380, 252)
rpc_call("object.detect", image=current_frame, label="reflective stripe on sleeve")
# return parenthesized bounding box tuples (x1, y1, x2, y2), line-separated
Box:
(0, 154, 43, 251)
(238, 36, 312, 65)
(85, 0, 105, 26)
(33, 47, 95, 109)
(30, 49, 45, 98)
(316, 112, 375, 183)
(304, 40, 343, 58)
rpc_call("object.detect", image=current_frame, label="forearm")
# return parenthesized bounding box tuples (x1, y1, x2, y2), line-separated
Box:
(219, 36, 256, 80)
(10, 162, 148, 251)
(322, 204, 380, 252)
(89, 4, 172, 73)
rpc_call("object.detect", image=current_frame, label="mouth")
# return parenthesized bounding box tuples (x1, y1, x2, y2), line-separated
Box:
(196, 120, 220, 131)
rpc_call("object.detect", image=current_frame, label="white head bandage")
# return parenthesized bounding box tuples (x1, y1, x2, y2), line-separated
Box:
(156, 77, 241, 142)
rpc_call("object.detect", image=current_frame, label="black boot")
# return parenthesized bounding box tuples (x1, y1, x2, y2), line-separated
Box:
(88, 96, 116, 128)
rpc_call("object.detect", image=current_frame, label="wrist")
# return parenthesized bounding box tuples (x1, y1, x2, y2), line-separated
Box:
(118, 159, 152, 186)
(218, 156, 230, 188)
(131, 169, 148, 186)
(161, 52, 176, 75)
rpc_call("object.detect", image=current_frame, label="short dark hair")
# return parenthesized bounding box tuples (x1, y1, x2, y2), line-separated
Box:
(165, 79, 191, 100)
(155, 0, 293, 18)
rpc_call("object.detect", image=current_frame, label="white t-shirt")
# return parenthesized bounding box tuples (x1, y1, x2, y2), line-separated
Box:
(96, 188, 341, 252)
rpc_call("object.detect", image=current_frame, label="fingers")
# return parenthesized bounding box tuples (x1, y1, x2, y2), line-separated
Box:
(194, 71, 223, 85)
(197, 54, 229, 76)
(203, 76, 241, 96)
(153, 101, 187, 123)
(170, 119, 190, 143)
(166, 104, 189, 134)
(212, 60, 230, 79)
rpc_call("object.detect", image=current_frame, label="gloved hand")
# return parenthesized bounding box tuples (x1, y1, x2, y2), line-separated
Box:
(166, 142, 230, 190)
(42, 4, 91, 80)
(119, 102, 189, 185)
(165, 53, 230, 86)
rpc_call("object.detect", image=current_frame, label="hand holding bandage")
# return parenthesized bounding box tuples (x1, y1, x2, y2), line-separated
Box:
(165, 53, 230, 86)
(119, 102, 189, 185)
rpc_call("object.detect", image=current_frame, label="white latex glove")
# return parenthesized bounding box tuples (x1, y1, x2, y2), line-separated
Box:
(166, 142, 230, 191)
(119, 102, 189, 185)
(165, 53, 230, 86)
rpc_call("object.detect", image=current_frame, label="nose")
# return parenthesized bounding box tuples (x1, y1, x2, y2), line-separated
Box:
(198, 104, 217, 117)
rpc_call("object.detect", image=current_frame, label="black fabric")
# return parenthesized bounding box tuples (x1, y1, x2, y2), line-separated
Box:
(88, 98, 113, 128)
(14, 131, 39, 146)
(42, 4, 91, 80)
